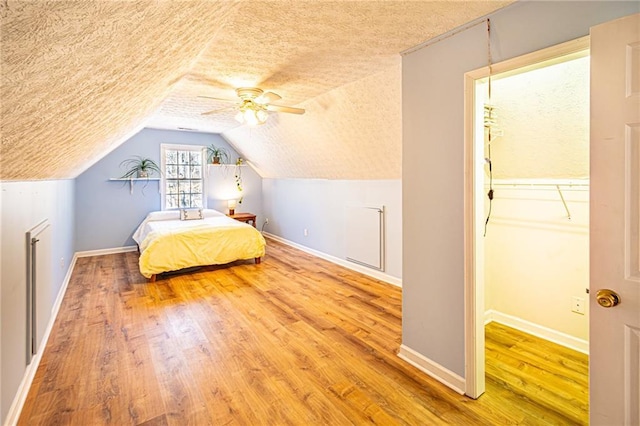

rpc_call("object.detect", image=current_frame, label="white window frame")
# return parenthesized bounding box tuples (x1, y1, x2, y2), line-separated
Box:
(160, 144, 207, 210)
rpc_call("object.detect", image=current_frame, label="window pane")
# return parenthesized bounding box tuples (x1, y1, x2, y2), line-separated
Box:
(179, 193, 191, 208)
(191, 166, 201, 179)
(166, 165, 178, 179)
(167, 195, 178, 209)
(192, 194, 202, 207)
(190, 152, 201, 165)
(178, 180, 190, 193)
(166, 180, 178, 194)
(178, 151, 189, 165)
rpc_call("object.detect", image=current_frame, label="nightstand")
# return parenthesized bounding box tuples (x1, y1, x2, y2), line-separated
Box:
(227, 212, 257, 227)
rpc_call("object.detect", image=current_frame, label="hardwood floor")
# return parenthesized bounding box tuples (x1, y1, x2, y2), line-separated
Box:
(19, 238, 588, 425)
(484, 322, 588, 425)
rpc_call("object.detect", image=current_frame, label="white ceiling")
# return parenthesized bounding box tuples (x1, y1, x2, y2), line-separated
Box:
(1, 1, 513, 180)
(489, 55, 590, 179)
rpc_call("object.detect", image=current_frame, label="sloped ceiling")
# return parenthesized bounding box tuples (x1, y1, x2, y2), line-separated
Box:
(225, 65, 403, 179)
(1, 1, 513, 181)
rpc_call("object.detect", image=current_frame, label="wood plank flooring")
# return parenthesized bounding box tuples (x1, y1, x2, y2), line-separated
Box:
(484, 322, 588, 425)
(19, 238, 588, 425)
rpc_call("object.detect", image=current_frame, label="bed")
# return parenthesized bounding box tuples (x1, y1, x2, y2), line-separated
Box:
(132, 209, 266, 281)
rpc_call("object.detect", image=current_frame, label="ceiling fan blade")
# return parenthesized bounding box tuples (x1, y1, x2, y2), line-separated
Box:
(198, 95, 238, 103)
(266, 104, 305, 115)
(257, 91, 282, 104)
(201, 106, 236, 115)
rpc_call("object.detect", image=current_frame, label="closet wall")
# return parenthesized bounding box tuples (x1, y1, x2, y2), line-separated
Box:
(483, 55, 590, 350)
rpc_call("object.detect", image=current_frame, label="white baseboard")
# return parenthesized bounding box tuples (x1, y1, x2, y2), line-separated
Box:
(75, 245, 137, 258)
(263, 232, 402, 287)
(485, 309, 589, 355)
(397, 344, 465, 395)
(4, 254, 78, 426)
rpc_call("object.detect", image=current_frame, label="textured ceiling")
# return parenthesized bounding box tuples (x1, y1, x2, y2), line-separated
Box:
(1, 1, 513, 181)
(488, 55, 589, 179)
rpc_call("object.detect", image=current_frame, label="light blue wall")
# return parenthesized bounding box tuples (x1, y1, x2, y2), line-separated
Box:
(75, 128, 263, 251)
(1, 179, 75, 423)
(262, 178, 402, 279)
(402, 1, 639, 377)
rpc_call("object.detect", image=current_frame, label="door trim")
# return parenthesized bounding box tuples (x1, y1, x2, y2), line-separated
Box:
(463, 35, 591, 398)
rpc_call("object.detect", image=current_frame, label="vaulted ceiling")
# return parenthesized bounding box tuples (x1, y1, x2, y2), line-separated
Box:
(1, 1, 512, 181)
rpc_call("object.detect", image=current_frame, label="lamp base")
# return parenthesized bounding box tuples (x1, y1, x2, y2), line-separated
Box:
(229, 209, 235, 215)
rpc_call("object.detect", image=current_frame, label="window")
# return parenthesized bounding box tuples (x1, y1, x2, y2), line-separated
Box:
(161, 144, 206, 210)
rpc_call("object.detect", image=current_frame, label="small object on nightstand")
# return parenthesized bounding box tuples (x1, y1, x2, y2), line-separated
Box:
(228, 213, 257, 227)
(228, 199, 237, 215)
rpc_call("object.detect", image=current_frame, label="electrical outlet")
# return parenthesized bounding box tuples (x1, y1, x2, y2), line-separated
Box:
(571, 296, 585, 315)
(264, 218, 269, 225)
(304, 228, 308, 237)
(60, 257, 65, 268)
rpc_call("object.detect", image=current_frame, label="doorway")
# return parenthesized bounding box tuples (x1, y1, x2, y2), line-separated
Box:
(463, 36, 591, 403)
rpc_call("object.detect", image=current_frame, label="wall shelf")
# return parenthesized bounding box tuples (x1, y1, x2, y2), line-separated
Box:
(108, 177, 160, 194)
(109, 178, 161, 181)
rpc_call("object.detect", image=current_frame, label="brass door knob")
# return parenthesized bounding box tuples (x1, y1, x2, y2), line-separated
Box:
(596, 289, 620, 308)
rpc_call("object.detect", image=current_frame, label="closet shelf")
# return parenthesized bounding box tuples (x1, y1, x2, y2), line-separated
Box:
(488, 179, 589, 190)
(490, 183, 588, 190)
(485, 179, 588, 220)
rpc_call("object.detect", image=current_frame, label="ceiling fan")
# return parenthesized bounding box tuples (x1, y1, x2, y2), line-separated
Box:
(199, 87, 305, 126)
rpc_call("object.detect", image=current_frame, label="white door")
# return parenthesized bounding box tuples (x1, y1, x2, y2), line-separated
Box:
(590, 13, 640, 426)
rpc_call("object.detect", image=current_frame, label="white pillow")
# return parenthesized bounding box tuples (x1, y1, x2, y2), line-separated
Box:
(202, 209, 225, 218)
(143, 209, 222, 222)
(180, 208, 204, 221)
(146, 210, 180, 221)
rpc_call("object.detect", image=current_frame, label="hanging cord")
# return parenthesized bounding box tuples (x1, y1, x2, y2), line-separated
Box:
(483, 146, 494, 237)
(483, 18, 494, 237)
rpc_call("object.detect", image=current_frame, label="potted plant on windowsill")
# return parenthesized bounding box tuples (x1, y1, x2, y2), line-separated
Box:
(119, 156, 162, 178)
(207, 145, 230, 164)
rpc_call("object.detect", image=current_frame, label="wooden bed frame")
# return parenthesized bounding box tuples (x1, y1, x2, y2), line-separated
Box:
(148, 256, 262, 282)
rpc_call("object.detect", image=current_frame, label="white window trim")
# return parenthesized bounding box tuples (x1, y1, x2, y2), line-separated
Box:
(160, 143, 207, 210)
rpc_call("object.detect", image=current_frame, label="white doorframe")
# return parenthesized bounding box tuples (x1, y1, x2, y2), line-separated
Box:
(462, 36, 591, 399)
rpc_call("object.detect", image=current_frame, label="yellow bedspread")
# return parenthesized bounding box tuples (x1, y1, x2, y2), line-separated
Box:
(137, 216, 266, 278)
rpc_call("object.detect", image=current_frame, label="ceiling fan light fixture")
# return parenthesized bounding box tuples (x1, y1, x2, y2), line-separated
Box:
(256, 109, 268, 123)
(234, 100, 268, 126)
(244, 108, 259, 126)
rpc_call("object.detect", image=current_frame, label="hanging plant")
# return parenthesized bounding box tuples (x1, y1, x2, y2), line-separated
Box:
(119, 156, 161, 179)
(235, 158, 244, 203)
